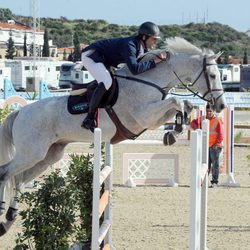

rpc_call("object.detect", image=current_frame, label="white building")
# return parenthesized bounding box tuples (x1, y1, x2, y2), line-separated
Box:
(0, 20, 44, 48)
(5, 58, 69, 90)
(0, 20, 57, 58)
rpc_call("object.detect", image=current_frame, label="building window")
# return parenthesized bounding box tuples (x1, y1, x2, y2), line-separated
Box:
(25, 66, 30, 70)
(75, 73, 79, 79)
(48, 68, 50, 72)
(85, 73, 88, 79)
(56, 66, 60, 71)
(0, 70, 2, 74)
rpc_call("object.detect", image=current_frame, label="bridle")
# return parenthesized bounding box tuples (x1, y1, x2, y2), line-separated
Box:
(114, 55, 224, 104)
(172, 57, 224, 104)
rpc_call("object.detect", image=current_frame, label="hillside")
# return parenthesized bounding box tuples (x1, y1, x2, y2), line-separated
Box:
(1, 8, 250, 58)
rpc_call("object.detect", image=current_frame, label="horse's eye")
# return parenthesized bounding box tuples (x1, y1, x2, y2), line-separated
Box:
(210, 74, 216, 79)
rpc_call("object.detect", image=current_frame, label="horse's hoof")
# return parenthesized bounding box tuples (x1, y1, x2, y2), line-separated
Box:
(6, 207, 18, 221)
(174, 124, 183, 133)
(0, 223, 6, 237)
(163, 132, 176, 146)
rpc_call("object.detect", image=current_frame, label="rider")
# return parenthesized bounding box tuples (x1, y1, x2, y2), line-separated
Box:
(81, 21, 167, 132)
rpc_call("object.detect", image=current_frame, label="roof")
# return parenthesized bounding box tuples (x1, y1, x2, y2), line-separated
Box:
(0, 22, 31, 31)
(57, 43, 88, 54)
(0, 22, 43, 32)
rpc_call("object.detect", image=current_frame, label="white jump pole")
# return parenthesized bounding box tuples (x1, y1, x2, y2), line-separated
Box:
(222, 105, 240, 186)
(92, 128, 102, 250)
(92, 128, 113, 250)
(190, 119, 209, 250)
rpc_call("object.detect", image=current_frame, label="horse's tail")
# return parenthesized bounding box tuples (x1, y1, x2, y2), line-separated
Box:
(0, 111, 19, 165)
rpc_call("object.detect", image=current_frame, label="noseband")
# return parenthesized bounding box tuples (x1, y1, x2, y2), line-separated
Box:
(173, 57, 224, 104)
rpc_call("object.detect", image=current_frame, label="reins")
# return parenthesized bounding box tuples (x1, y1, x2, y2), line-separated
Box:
(115, 55, 224, 104)
(113, 74, 167, 100)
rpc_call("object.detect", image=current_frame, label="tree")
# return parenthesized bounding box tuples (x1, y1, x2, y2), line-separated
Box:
(0, 8, 13, 22)
(73, 31, 81, 62)
(42, 28, 50, 57)
(63, 49, 67, 60)
(223, 53, 230, 64)
(243, 49, 248, 64)
(68, 51, 73, 61)
(23, 32, 27, 56)
(5, 31, 15, 59)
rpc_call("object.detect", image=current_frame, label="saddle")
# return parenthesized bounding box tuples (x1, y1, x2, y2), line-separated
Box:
(67, 76, 142, 144)
(67, 79, 118, 114)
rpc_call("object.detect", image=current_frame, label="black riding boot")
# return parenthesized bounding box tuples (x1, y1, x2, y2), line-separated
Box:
(81, 82, 107, 132)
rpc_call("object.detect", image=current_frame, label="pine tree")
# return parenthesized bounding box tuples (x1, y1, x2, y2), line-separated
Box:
(243, 49, 248, 64)
(68, 51, 73, 61)
(5, 31, 15, 59)
(63, 49, 67, 60)
(23, 32, 27, 57)
(42, 28, 50, 57)
(73, 32, 81, 62)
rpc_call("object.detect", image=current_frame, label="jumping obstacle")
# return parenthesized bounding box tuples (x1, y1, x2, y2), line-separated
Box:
(92, 128, 113, 250)
(196, 105, 240, 187)
(189, 119, 209, 250)
(120, 124, 182, 187)
(221, 105, 240, 186)
(123, 153, 179, 187)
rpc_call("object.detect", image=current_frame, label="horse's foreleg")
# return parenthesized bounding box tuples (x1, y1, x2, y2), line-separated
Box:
(135, 97, 193, 145)
(136, 97, 186, 129)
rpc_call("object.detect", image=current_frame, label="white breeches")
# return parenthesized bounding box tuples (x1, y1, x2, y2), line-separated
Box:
(81, 50, 112, 90)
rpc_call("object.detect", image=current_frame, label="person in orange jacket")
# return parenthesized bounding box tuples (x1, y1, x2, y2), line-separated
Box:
(190, 103, 224, 187)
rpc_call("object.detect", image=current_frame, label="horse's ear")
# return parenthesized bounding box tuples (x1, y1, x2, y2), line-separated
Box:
(208, 51, 224, 61)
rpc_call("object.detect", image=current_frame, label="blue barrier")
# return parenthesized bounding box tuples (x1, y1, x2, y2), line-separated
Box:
(1, 80, 250, 107)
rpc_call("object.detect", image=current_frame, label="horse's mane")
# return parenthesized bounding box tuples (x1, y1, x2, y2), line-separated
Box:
(140, 37, 214, 62)
(164, 37, 202, 55)
(164, 37, 215, 56)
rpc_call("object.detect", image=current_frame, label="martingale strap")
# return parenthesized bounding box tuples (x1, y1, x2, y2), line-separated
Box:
(105, 106, 146, 144)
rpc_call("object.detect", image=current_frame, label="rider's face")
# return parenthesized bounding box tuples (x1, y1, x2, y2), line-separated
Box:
(145, 36, 158, 50)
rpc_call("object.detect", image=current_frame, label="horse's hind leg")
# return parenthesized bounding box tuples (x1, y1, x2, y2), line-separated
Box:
(0, 142, 67, 236)
(0, 185, 6, 215)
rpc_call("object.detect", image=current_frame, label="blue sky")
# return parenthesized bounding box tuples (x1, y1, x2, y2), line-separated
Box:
(1, 0, 250, 32)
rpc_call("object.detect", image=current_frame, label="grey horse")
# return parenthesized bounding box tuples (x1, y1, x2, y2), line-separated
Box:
(0, 37, 226, 235)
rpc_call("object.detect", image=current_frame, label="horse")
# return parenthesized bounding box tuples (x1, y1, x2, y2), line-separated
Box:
(0, 37, 226, 236)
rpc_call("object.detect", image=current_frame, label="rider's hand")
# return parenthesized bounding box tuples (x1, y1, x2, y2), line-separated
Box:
(154, 51, 168, 64)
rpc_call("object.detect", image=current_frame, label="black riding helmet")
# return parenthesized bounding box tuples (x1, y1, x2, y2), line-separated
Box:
(138, 21, 161, 39)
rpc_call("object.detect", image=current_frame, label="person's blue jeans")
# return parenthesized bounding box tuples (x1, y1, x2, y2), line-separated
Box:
(209, 146, 222, 184)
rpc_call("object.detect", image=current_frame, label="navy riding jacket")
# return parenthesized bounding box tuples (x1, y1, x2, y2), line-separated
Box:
(82, 36, 156, 75)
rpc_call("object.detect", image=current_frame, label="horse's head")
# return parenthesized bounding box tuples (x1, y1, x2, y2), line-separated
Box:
(165, 37, 227, 113)
(197, 51, 227, 112)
